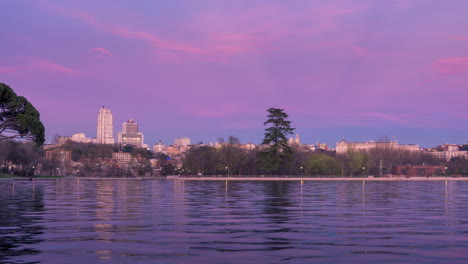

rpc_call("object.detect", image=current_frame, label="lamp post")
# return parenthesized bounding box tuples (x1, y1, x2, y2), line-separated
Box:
(225, 166, 228, 177)
(300, 166, 303, 177)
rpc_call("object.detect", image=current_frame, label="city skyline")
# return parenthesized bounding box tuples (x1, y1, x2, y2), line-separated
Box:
(1, 1, 468, 147)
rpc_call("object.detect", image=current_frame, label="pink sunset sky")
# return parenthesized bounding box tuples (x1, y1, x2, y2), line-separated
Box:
(1, 0, 467, 147)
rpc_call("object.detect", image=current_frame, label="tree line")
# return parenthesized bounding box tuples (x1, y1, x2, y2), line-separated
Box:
(181, 138, 452, 177)
(181, 108, 457, 177)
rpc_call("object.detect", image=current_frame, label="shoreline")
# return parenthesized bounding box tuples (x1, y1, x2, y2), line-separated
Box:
(168, 176, 468, 181)
(2, 176, 468, 182)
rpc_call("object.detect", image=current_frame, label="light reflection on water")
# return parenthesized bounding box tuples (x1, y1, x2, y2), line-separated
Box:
(1, 179, 468, 264)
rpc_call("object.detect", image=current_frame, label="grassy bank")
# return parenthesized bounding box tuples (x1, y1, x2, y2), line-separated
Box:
(0, 174, 21, 178)
(168, 176, 468, 181)
(0, 174, 63, 179)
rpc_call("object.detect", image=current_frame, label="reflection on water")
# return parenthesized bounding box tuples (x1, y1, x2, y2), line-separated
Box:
(0, 181, 44, 264)
(1, 179, 468, 263)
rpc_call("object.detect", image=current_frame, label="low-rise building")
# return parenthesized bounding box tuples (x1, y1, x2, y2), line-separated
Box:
(153, 141, 167, 153)
(428, 150, 468, 161)
(70, 132, 93, 143)
(392, 165, 446, 177)
(112, 151, 133, 165)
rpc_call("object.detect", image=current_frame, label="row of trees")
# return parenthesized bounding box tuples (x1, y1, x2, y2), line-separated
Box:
(182, 141, 451, 177)
(51, 140, 155, 177)
(0, 140, 42, 176)
(181, 108, 454, 177)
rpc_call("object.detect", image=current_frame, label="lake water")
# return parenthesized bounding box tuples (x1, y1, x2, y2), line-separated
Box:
(1, 179, 468, 264)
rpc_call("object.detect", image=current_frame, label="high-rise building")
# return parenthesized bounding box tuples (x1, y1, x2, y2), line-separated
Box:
(117, 119, 144, 147)
(97, 107, 114, 144)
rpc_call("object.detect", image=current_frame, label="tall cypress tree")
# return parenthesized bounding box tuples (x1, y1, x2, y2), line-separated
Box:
(257, 108, 295, 175)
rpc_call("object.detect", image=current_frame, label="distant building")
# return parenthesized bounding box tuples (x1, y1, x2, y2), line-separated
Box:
(442, 144, 460, 152)
(336, 139, 419, 154)
(174, 137, 190, 146)
(288, 134, 301, 145)
(70, 132, 92, 143)
(45, 149, 71, 163)
(303, 144, 316, 151)
(97, 107, 114, 144)
(242, 143, 256, 151)
(153, 141, 167, 153)
(392, 165, 446, 177)
(112, 151, 133, 165)
(117, 119, 144, 147)
(427, 144, 468, 161)
(316, 142, 328, 151)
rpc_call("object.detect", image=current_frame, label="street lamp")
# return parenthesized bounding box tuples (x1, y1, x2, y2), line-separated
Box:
(300, 166, 303, 177)
(225, 166, 228, 177)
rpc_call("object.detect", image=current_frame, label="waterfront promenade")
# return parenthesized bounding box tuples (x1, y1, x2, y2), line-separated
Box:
(2, 176, 467, 181)
(168, 176, 468, 181)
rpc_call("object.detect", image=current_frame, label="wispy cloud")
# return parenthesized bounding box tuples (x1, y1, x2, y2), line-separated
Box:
(433, 57, 468, 74)
(361, 112, 409, 125)
(0, 57, 78, 76)
(40, 1, 204, 61)
(40, 1, 372, 63)
(434, 33, 468, 41)
(91, 47, 113, 57)
(183, 103, 260, 119)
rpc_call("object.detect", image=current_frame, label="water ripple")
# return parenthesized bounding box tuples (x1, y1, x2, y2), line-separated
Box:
(1, 180, 468, 263)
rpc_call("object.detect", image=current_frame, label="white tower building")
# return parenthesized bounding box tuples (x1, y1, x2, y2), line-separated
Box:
(97, 107, 114, 144)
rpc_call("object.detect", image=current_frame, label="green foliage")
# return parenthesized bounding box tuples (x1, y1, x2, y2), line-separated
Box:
(154, 152, 170, 161)
(131, 148, 152, 176)
(122, 145, 135, 153)
(257, 108, 295, 175)
(71, 149, 83, 162)
(62, 140, 113, 159)
(447, 157, 468, 175)
(0, 83, 45, 145)
(346, 150, 370, 176)
(306, 154, 341, 176)
(183, 146, 218, 175)
(217, 136, 245, 176)
(256, 150, 281, 174)
(0, 140, 42, 176)
(161, 163, 176, 176)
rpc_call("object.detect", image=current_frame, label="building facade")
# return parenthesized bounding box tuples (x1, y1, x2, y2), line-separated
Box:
(427, 144, 468, 161)
(336, 139, 419, 154)
(112, 151, 133, 165)
(392, 165, 446, 177)
(153, 141, 167, 153)
(117, 119, 144, 147)
(97, 107, 114, 144)
(70, 132, 93, 143)
(174, 137, 190, 146)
